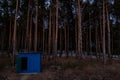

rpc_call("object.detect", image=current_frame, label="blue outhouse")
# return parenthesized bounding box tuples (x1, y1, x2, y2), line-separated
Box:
(16, 52, 42, 73)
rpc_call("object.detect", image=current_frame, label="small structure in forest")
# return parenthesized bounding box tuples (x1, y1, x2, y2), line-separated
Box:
(16, 52, 42, 73)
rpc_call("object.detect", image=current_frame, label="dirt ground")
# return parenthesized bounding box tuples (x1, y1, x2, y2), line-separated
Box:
(0, 56, 120, 80)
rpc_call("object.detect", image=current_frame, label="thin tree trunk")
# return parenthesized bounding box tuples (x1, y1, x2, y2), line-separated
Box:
(75, 18, 78, 57)
(111, 28, 113, 58)
(48, 5, 52, 57)
(25, 0, 30, 51)
(98, 30, 101, 59)
(64, 19, 67, 57)
(43, 16, 45, 55)
(67, 24, 69, 57)
(100, 12, 103, 59)
(106, 1, 111, 62)
(95, 25, 99, 60)
(89, 13, 92, 57)
(34, 0, 38, 52)
(13, 0, 18, 66)
(54, 0, 58, 57)
(102, 0, 106, 64)
(17, 26, 21, 52)
(59, 27, 62, 57)
(44, 30, 46, 55)
(9, 17, 12, 51)
(1, 27, 5, 51)
(86, 26, 89, 56)
(77, 0, 83, 58)
(52, 12, 55, 58)
(29, 13, 32, 51)
(20, 27, 22, 51)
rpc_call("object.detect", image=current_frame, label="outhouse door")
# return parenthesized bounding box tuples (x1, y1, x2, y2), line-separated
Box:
(21, 57, 28, 70)
(16, 57, 28, 72)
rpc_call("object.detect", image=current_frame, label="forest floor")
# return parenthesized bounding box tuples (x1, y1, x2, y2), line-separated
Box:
(0, 55, 120, 80)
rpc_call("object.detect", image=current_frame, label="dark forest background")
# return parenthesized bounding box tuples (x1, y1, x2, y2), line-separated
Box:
(0, 0, 120, 63)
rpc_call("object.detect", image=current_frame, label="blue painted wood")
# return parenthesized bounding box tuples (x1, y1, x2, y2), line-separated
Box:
(16, 52, 42, 73)
(16, 57, 21, 73)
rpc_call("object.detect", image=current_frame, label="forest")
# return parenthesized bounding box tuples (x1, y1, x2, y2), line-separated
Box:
(0, 0, 120, 79)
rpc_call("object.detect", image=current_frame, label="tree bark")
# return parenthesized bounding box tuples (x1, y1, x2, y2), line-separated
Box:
(54, 0, 58, 57)
(59, 27, 62, 57)
(89, 13, 92, 56)
(43, 16, 45, 55)
(48, 5, 52, 56)
(95, 24, 99, 60)
(77, 0, 83, 58)
(9, 17, 12, 51)
(102, 0, 106, 64)
(64, 19, 67, 57)
(67, 24, 69, 57)
(34, 0, 38, 52)
(106, 1, 111, 62)
(29, 13, 32, 51)
(25, 0, 30, 51)
(75, 17, 78, 57)
(13, 0, 18, 66)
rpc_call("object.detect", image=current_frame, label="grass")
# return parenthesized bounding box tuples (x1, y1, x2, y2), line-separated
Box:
(1, 56, 120, 80)
(43, 57, 99, 69)
(61, 60, 87, 69)
(0, 55, 12, 71)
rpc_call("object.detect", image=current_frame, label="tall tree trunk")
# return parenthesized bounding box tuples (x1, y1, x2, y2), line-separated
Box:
(29, 13, 32, 51)
(43, 16, 45, 55)
(102, 0, 106, 64)
(44, 30, 48, 56)
(59, 27, 62, 57)
(111, 28, 113, 58)
(13, 0, 18, 66)
(17, 26, 21, 52)
(48, 5, 52, 57)
(25, 0, 30, 51)
(64, 19, 67, 57)
(52, 12, 55, 58)
(95, 25, 99, 60)
(89, 13, 92, 56)
(34, 0, 38, 52)
(75, 17, 78, 57)
(54, 0, 58, 57)
(77, 0, 83, 58)
(44, 30, 46, 54)
(98, 29, 101, 59)
(100, 12, 103, 59)
(1, 27, 5, 51)
(9, 17, 12, 51)
(106, 1, 111, 62)
(21, 29, 24, 51)
(86, 27, 89, 56)
(20, 27, 22, 51)
(41, 0, 45, 54)
(67, 24, 69, 57)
